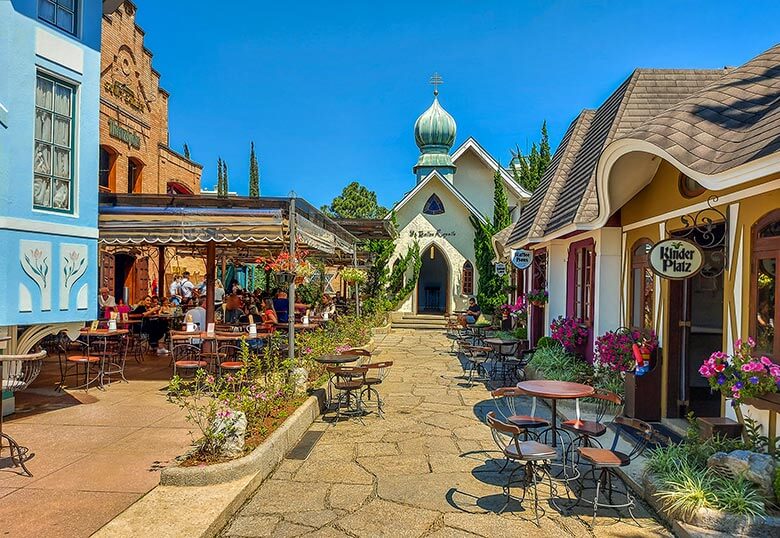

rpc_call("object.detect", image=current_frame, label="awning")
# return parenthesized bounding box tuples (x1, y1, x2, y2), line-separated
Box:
(98, 194, 356, 256)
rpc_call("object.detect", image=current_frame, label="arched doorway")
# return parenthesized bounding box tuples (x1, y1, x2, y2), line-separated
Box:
(417, 244, 449, 314)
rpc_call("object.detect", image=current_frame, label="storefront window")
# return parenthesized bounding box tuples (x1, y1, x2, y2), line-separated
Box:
(752, 210, 780, 358)
(568, 239, 595, 323)
(631, 239, 654, 329)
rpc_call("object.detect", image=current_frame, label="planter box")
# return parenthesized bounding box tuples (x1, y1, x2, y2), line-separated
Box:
(624, 349, 662, 422)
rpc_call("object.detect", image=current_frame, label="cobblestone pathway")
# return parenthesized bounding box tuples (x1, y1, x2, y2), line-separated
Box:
(222, 330, 670, 537)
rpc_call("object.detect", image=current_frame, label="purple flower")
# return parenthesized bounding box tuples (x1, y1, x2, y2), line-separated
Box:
(749, 376, 759, 385)
(734, 381, 744, 390)
(717, 375, 726, 385)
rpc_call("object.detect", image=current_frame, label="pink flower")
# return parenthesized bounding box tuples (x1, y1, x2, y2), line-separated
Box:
(760, 356, 773, 366)
(747, 337, 756, 347)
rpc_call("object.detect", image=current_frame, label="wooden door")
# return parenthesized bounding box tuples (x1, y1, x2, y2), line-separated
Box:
(100, 252, 115, 296)
(133, 257, 149, 304)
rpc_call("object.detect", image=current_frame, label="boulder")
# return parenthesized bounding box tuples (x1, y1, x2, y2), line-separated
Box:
(707, 449, 777, 500)
(210, 409, 247, 458)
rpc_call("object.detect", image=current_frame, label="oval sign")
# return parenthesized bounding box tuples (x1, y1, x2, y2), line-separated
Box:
(511, 249, 533, 270)
(649, 239, 704, 280)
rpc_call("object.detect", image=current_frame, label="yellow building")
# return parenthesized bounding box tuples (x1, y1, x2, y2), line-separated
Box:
(504, 44, 780, 428)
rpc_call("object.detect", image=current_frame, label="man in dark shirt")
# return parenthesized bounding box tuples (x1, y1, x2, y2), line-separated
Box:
(273, 291, 289, 324)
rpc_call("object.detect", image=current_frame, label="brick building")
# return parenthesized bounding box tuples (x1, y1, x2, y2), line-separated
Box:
(98, 1, 203, 306)
(98, 0, 201, 195)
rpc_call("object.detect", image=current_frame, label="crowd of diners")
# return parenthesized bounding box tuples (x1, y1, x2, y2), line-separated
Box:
(96, 271, 346, 353)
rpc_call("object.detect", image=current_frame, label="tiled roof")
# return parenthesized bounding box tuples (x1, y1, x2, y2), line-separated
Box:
(545, 68, 727, 234)
(625, 44, 780, 175)
(506, 110, 594, 246)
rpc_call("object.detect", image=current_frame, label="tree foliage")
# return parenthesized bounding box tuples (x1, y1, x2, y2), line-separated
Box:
(511, 121, 551, 192)
(321, 181, 388, 219)
(249, 142, 260, 197)
(386, 242, 421, 307)
(470, 170, 511, 314)
(183, 143, 190, 159)
(216, 158, 226, 197)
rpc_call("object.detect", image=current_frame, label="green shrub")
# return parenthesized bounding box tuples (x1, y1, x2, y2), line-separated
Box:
(712, 476, 765, 517)
(774, 467, 780, 503)
(536, 336, 556, 349)
(655, 462, 717, 520)
(529, 345, 591, 383)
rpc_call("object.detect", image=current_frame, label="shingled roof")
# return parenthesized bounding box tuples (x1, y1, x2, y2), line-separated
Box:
(625, 44, 780, 176)
(506, 110, 594, 246)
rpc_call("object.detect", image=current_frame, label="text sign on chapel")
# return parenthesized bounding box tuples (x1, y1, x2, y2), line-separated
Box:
(408, 229, 456, 239)
(649, 239, 704, 280)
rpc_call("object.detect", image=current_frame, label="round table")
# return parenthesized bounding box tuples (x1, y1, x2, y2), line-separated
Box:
(315, 354, 359, 365)
(516, 380, 594, 447)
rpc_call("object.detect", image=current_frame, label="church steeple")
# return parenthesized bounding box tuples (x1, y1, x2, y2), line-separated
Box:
(413, 74, 457, 182)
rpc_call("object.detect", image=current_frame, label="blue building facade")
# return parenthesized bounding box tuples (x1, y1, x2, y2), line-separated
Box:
(0, 1, 116, 335)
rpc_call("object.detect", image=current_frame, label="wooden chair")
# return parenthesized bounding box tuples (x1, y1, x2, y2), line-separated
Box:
(561, 388, 624, 453)
(171, 343, 208, 378)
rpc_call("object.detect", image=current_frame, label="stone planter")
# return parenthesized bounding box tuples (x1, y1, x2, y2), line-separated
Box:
(161, 389, 325, 487)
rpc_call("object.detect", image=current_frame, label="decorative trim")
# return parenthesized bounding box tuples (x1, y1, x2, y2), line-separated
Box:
(18, 284, 32, 313)
(20, 240, 52, 311)
(0, 217, 99, 239)
(59, 243, 88, 311)
(76, 283, 89, 310)
(450, 137, 532, 199)
(387, 170, 488, 225)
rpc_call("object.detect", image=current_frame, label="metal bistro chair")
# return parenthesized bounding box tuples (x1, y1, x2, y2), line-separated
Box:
(490, 341, 521, 384)
(561, 388, 624, 460)
(63, 336, 104, 390)
(171, 343, 208, 378)
(216, 342, 245, 377)
(491, 387, 550, 441)
(486, 411, 558, 527)
(461, 344, 492, 386)
(574, 416, 654, 526)
(327, 365, 368, 423)
(360, 360, 393, 417)
(350, 348, 373, 366)
(1, 350, 46, 476)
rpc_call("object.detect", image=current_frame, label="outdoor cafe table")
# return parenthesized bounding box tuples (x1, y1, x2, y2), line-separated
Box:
(516, 379, 595, 447)
(315, 354, 360, 407)
(77, 329, 129, 389)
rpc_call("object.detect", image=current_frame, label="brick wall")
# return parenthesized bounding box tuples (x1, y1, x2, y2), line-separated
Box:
(99, 1, 201, 195)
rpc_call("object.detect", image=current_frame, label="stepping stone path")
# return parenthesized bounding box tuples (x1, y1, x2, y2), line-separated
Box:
(222, 330, 670, 537)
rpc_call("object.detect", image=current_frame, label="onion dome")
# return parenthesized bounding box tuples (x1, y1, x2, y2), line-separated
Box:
(413, 89, 457, 179)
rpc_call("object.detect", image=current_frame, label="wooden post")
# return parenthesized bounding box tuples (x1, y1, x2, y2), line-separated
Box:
(206, 242, 216, 324)
(157, 246, 166, 297)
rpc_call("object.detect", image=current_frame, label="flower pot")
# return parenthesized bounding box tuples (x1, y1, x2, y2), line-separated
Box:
(295, 275, 305, 285)
(530, 300, 545, 308)
(274, 271, 295, 287)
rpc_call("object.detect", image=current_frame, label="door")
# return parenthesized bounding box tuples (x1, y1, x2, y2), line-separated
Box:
(100, 252, 116, 297)
(114, 253, 135, 304)
(416, 244, 449, 314)
(667, 232, 725, 418)
(134, 257, 150, 304)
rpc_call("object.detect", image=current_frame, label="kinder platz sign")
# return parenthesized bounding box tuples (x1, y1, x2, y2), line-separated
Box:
(511, 249, 533, 270)
(649, 239, 704, 280)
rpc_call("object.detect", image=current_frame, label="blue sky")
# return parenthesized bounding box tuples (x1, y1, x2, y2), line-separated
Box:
(137, 0, 778, 208)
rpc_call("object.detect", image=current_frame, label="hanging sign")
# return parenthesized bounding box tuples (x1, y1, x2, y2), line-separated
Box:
(511, 249, 533, 270)
(649, 239, 704, 280)
(494, 262, 507, 276)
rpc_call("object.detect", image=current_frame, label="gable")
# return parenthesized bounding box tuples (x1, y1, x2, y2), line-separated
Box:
(393, 173, 485, 231)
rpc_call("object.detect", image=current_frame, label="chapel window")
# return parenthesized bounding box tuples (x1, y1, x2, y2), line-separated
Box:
(423, 194, 445, 215)
(462, 261, 474, 295)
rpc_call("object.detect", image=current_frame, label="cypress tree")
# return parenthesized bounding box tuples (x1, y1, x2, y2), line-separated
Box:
(216, 158, 223, 196)
(249, 142, 260, 197)
(183, 143, 190, 159)
(223, 162, 229, 196)
(492, 168, 510, 231)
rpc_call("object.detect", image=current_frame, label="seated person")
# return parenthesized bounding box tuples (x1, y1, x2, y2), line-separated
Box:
(116, 299, 131, 319)
(316, 294, 336, 318)
(261, 299, 278, 327)
(223, 294, 243, 324)
(98, 287, 116, 319)
(186, 297, 207, 332)
(459, 297, 482, 325)
(273, 291, 289, 323)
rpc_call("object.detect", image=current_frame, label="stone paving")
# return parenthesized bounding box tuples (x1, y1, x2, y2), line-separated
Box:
(222, 330, 671, 537)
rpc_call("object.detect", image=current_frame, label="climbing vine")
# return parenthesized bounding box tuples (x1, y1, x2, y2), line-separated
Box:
(387, 242, 421, 307)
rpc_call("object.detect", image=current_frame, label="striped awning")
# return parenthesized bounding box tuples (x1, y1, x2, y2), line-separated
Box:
(98, 194, 356, 256)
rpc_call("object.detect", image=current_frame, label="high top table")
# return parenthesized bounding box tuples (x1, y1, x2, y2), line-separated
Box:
(516, 379, 595, 447)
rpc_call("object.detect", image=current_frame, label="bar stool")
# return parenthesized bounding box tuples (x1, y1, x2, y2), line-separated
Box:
(327, 365, 368, 423)
(1, 350, 46, 476)
(360, 360, 393, 417)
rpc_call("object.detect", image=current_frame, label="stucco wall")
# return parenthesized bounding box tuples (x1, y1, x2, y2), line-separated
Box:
(0, 1, 102, 326)
(452, 148, 525, 222)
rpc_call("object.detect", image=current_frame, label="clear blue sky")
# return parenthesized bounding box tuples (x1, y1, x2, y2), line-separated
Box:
(137, 0, 778, 208)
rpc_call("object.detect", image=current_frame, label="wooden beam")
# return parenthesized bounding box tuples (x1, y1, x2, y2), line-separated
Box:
(206, 242, 216, 324)
(157, 246, 166, 297)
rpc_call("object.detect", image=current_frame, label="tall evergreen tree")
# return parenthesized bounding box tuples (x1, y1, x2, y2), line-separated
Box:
(183, 143, 190, 159)
(511, 121, 551, 192)
(216, 158, 224, 196)
(248, 142, 260, 197)
(223, 162, 229, 195)
(492, 168, 510, 231)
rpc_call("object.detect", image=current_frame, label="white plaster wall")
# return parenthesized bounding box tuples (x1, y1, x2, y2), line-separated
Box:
(546, 242, 568, 328)
(594, 228, 623, 338)
(452, 149, 526, 223)
(393, 179, 477, 314)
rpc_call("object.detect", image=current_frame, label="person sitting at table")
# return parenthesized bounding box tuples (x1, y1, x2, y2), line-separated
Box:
(98, 287, 116, 319)
(223, 294, 243, 324)
(316, 294, 336, 318)
(261, 299, 278, 327)
(186, 296, 207, 332)
(116, 299, 131, 320)
(273, 290, 289, 323)
(459, 297, 482, 326)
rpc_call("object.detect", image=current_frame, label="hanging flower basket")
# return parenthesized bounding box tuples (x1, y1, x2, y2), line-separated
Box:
(340, 267, 367, 285)
(526, 289, 548, 308)
(274, 271, 296, 287)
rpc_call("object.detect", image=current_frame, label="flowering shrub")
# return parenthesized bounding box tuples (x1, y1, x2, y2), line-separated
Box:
(594, 328, 658, 372)
(526, 289, 548, 305)
(699, 337, 780, 403)
(500, 295, 527, 320)
(255, 249, 312, 276)
(550, 316, 588, 351)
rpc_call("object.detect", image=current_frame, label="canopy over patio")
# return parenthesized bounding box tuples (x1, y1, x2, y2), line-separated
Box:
(98, 193, 359, 357)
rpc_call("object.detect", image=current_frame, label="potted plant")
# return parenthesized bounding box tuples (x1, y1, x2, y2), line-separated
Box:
(699, 337, 780, 405)
(550, 316, 588, 353)
(340, 267, 367, 286)
(526, 289, 548, 308)
(256, 249, 311, 287)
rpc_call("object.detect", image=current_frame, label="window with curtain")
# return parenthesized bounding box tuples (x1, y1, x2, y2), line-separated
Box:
(38, 0, 77, 35)
(752, 210, 780, 359)
(34, 74, 75, 212)
(462, 261, 474, 295)
(423, 194, 445, 215)
(631, 239, 655, 330)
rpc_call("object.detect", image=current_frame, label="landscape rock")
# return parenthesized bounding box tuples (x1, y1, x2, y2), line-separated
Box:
(707, 449, 777, 500)
(212, 409, 247, 458)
